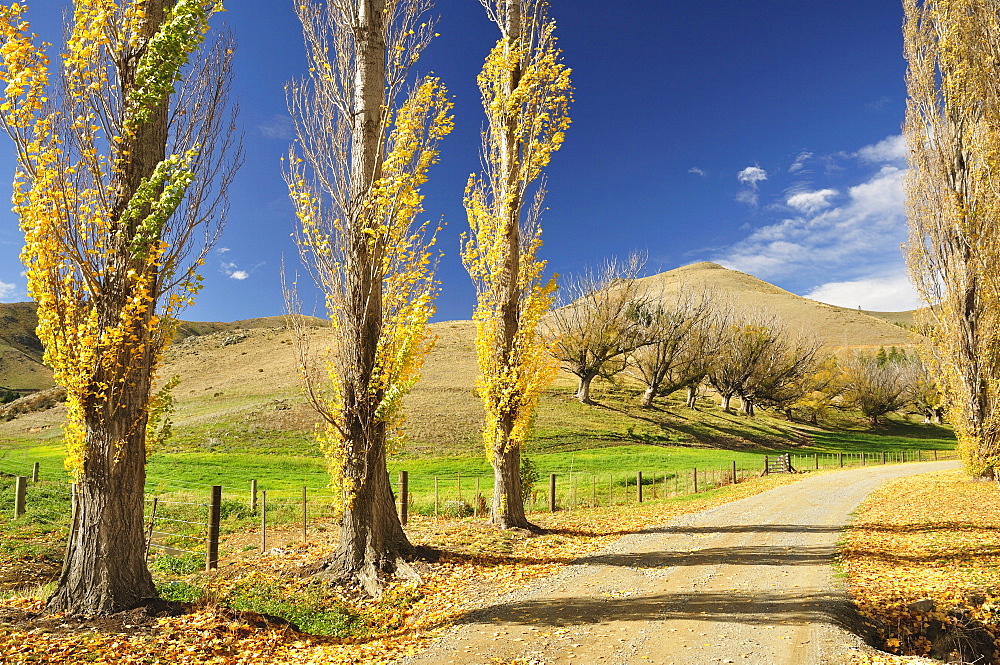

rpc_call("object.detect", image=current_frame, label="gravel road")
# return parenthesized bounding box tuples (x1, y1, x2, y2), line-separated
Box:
(401, 460, 959, 665)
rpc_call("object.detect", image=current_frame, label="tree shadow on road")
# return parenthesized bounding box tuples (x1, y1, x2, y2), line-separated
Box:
(454, 588, 876, 640)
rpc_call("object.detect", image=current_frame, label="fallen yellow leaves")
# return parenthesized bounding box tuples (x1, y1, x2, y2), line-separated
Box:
(844, 469, 1000, 664)
(0, 471, 807, 664)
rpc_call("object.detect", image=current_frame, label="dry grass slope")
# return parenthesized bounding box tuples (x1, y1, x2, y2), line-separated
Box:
(635, 262, 919, 354)
(0, 263, 926, 454)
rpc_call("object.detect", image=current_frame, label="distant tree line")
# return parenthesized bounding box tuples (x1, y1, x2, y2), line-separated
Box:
(545, 259, 944, 427)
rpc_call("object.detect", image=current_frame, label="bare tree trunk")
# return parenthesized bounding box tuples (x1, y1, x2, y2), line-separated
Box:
(686, 384, 698, 409)
(491, 446, 530, 530)
(47, 381, 156, 613)
(721, 393, 732, 413)
(576, 373, 597, 404)
(321, 431, 413, 595)
(741, 397, 754, 417)
(640, 385, 656, 408)
(486, 0, 535, 532)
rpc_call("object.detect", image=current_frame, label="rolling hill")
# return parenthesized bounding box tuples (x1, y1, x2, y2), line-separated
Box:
(633, 262, 919, 352)
(0, 262, 928, 455)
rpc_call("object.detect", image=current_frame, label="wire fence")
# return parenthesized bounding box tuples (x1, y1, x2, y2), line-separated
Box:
(1, 447, 962, 567)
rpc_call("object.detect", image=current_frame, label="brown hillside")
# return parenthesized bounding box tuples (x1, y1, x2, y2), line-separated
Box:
(0, 264, 923, 454)
(0, 302, 51, 391)
(633, 262, 920, 353)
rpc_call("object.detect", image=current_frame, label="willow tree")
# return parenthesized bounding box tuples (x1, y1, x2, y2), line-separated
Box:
(546, 256, 652, 405)
(904, 0, 1000, 477)
(0, 1, 236, 613)
(285, 0, 452, 592)
(461, 0, 569, 531)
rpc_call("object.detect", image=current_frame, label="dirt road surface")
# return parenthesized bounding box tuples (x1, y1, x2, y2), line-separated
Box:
(402, 461, 959, 665)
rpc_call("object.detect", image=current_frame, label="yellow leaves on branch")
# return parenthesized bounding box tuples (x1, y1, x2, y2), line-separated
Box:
(287, 76, 454, 492)
(903, 0, 1000, 477)
(462, 6, 570, 461)
(0, 1, 214, 474)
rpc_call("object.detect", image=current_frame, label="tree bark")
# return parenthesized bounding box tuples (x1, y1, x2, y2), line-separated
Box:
(47, 0, 174, 615)
(640, 385, 656, 408)
(47, 391, 156, 613)
(686, 384, 698, 409)
(320, 434, 414, 595)
(721, 393, 732, 413)
(576, 373, 596, 404)
(491, 445, 533, 530)
(741, 397, 755, 417)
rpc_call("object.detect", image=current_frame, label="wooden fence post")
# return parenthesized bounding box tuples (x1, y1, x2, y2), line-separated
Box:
(260, 490, 267, 553)
(549, 473, 557, 512)
(399, 471, 409, 525)
(206, 485, 221, 571)
(732, 460, 738, 484)
(637, 471, 643, 503)
(250, 479, 258, 513)
(881, 451, 886, 465)
(302, 487, 308, 544)
(144, 497, 159, 562)
(934, 449, 938, 461)
(693, 468, 698, 493)
(839, 453, 843, 468)
(13, 476, 26, 518)
(814, 453, 819, 470)
(31, 462, 39, 483)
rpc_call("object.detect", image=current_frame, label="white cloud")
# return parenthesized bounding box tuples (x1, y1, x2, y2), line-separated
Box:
(735, 189, 759, 206)
(736, 165, 768, 207)
(855, 134, 907, 164)
(716, 165, 907, 280)
(257, 115, 294, 140)
(805, 272, 921, 311)
(737, 166, 768, 185)
(216, 247, 231, 254)
(221, 260, 253, 281)
(0, 280, 17, 301)
(789, 151, 813, 173)
(786, 188, 838, 215)
(688, 167, 707, 177)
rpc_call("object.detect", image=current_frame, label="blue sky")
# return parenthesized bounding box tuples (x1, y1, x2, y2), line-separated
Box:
(0, 0, 918, 322)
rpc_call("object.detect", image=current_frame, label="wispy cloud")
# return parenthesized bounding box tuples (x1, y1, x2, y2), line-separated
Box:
(688, 167, 707, 177)
(0, 280, 18, 302)
(854, 134, 906, 164)
(257, 115, 294, 141)
(786, 188, 838, 215)
(717, 164, 906, 282)
(789, 151, 813, 173)
(221, 260, 255, 281)
(736, 165, 767, 207)
(805, 271, 920, 311)
(737, 166, 767, 185)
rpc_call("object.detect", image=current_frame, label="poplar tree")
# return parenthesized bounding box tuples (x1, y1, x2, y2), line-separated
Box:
(903, 0, 1000, 476)
(0, 0, 237, 614)
(462, 0, 570, 530)
(284, 0, 453, 592)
